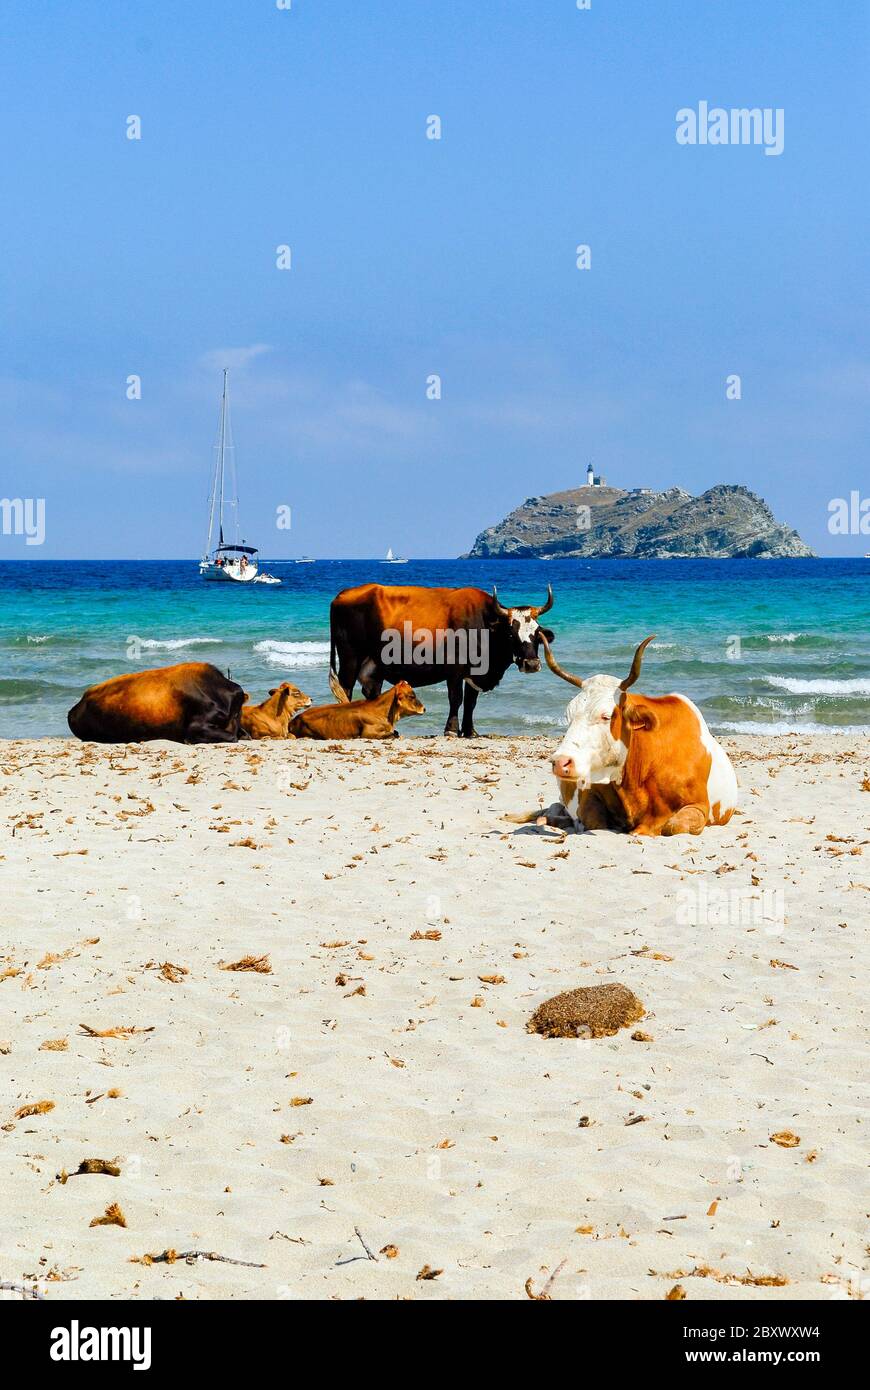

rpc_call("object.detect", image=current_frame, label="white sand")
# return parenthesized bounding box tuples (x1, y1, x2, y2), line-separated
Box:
(1, 733, 867, 1301)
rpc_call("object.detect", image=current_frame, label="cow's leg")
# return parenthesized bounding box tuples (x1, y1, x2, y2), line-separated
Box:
(460, 681, 480, 738)
(361, 719, 395, 739)
(359, 657, 383, 701)
(444, 675, 463, 736)
(184, 718, 240, 744)
(660, 804, 707, 837)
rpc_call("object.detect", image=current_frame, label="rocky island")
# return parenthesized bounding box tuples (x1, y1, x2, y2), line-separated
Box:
(462, 482, 814, 559)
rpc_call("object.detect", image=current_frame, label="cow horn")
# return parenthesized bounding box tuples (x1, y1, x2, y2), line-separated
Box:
(619, 635, 656, 691)
(539, 634, 584, 689)
(491, 586, 511, 618)
(531, 584, 554, 618)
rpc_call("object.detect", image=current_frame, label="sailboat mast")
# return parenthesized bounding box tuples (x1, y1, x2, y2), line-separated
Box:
(217, 368, 228, 546)
(203, 371, 226, 559)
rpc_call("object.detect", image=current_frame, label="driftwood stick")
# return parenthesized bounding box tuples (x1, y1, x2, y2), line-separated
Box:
(525, 1257, 568, 1300)
(354, 1226, 378, 1261)
(0, 1280, 45, 1300)
(145, 1249, 265, 1268)
(334, 1226, 379, 1266)
(540, 1257, 567, 1297)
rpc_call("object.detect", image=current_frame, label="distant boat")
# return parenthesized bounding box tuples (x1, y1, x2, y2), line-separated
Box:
(199, 370, 280, 585)
(383, 547, 408, 564)
(295, 556, 316, 564)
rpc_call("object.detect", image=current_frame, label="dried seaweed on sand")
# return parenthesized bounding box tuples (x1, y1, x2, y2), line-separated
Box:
(89, 1202, 127, 1228)
(528, 984, 644, 1039)
(144, 960, 189, 983)
(770, 1130, 801, 1148)
(66, 1159, 122, 1179)
(15, 1100, 55, 1119)
(218, 955, 272, 973)
(79, 1024, 154, 1039)
(651, 1265, 788, 1287)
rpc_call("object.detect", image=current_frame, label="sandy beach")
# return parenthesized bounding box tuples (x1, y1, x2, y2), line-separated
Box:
(1, 732, 866, 1302)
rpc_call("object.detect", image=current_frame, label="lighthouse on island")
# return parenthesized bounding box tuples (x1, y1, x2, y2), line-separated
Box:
(586, 462, 606, 488)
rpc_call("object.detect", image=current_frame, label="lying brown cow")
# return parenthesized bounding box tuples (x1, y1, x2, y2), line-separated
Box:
(67, 662, 246, 744)
(289, 681, 425, 739)
(240, 683, 311, 739)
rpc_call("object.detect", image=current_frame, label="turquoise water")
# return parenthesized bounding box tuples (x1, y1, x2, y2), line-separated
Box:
(0, 559, 867, 739)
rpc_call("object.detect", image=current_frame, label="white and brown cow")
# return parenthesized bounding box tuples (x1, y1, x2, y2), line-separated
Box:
(534, 635, 738, 836)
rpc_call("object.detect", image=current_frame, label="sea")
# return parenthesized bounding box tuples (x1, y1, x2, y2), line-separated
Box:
(0, 558, 868, 740)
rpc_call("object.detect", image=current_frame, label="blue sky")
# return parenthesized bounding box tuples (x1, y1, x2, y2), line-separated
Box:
(1, 0, 867, 558)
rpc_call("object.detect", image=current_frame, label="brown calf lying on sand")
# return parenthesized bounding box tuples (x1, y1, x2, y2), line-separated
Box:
(289, 681, 425, 739)
(240, 683, 312, 739)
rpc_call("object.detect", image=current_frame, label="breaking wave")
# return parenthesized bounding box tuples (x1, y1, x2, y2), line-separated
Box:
(254, 639, 331, 669)
(766, 676, 870, 696)
(741, 632, 828, 649)
(135, 636, 224, 651)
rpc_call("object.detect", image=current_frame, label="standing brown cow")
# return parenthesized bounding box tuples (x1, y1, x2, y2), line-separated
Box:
(329, 583, 556, 736)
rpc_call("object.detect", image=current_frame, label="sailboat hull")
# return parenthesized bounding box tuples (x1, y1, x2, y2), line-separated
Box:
(199, 559, 259, 583)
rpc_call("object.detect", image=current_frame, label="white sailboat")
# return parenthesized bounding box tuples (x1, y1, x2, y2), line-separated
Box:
(382, 546, 408, 564)
(199, 370, 280, 585)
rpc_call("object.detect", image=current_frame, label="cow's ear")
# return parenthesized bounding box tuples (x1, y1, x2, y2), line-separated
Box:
(538, 627, 555, 644)
(622, 698, 657, 732)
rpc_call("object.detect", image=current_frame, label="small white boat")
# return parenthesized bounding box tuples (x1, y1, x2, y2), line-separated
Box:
(383, 546, 408, 564)
(199, 370, 280, 585)
(295, 556, 316, 564)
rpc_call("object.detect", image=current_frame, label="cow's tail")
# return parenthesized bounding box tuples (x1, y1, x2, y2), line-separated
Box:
(328, 627, 350, 704)
(329, 666, 350, 704)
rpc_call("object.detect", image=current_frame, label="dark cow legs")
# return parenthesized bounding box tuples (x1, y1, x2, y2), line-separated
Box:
(359, 657, 383, 701)
(460, 681, 480, 738)
(184, 717, 241, 743)
(335, 657, 360, 701)
(444, 675, 463, 735)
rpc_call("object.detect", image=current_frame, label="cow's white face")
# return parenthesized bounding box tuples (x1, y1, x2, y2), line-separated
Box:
(505, 608, 553, 674)
(551, 676, 627, 790)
